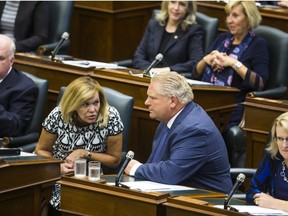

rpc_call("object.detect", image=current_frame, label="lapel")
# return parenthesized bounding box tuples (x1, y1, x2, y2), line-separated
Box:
(147, 102, 195, 163)
(162, 27, 185, 54)
(153, 25, 165, 55)
(0, 70, 15, 91)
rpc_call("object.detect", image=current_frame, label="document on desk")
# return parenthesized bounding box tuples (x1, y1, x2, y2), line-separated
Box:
(62, 60, 127, 69)
(215, 205, 288, 215)
(120, 181, 195, 192)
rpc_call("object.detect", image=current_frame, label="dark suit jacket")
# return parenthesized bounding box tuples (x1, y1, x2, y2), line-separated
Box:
(135, 102, 233, 194)
(0, 69, 38, 137)
(132, 19, 204, 75)
(0, 1, 49, 52)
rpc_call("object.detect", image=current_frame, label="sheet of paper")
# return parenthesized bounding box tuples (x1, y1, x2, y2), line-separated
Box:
(186, 78, 213, 86)
(118, 181, 195, 192)
(215, 205, 288, 215)
(62, 60, 127, 69)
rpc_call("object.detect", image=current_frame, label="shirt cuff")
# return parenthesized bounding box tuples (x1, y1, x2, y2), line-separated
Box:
(129, 162, 142, 176)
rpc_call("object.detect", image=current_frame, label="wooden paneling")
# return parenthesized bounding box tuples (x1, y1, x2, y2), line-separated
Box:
(243, 97, 288, 167)
(0, 156, 61, 216)
(69, 1, 160, 62)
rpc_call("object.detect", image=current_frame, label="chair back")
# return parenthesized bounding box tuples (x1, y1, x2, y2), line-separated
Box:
(57, 86, 134, 164)
(47, 1, 74, 44)
(250, 25, 288, 99)
(22, 72, 48, 134)
(37, 1, 74, 55)
(195, 12, 219, 53)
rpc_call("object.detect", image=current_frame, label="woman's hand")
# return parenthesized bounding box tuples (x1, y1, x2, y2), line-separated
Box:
(61, 162, 74, 174)
(253, 192, 280, 209)
(65, 149, 88, 165)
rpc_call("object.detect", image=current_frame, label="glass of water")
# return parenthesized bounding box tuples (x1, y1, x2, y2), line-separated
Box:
(88, 161, 101, 181)
(74, 158, 87, 178)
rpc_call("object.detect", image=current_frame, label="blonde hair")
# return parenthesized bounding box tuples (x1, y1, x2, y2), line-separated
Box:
(225, 1, 262, 29)
(59, 76, 109, 128)
(156, 1, 197, 31)
(151, 71, 194, 104)
(266, 112, 288, 159)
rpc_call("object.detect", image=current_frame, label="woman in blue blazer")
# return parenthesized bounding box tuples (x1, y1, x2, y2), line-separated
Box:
(132, 1, 204, 77)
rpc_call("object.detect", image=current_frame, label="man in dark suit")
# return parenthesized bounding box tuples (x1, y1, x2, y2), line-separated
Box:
(0, 34, 37, 137)
(125, 71, 232, 194)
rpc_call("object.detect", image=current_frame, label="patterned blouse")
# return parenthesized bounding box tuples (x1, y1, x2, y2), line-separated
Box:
(42, 105, 124, 209)
(43, 105, 124, 161)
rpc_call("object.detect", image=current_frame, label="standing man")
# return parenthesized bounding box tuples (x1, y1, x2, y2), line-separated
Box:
(0, 34, 37, 137)
(125, 71, 232, 194)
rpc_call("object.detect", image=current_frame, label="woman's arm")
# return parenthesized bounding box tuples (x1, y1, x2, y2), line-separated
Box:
(34, 128, 57, 158)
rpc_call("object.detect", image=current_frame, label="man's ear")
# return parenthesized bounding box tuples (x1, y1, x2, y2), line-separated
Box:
(170, 95, 178, 108)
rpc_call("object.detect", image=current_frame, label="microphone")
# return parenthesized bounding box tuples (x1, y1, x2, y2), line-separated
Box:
(143, 53, 163, 77)
(51, 32, 69, 61)
(115, 150, 134, 187)
(224, 173, 246, 210)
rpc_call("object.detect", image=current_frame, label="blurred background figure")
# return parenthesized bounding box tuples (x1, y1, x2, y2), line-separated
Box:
(194, 1, 269, 129)
(0, 1, 49, 53)
(132, 0, 204, 78)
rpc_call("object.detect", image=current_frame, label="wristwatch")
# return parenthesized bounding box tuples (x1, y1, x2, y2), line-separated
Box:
(233, 61, 243, 70)
(87, 151, 92, 162)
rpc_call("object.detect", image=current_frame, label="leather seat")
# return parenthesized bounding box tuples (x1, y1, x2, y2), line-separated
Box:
(2, 72, 48, 152)
(36, 1, 74, 56)
(57, 86, 134, 174)
(248, 25, 288, 99)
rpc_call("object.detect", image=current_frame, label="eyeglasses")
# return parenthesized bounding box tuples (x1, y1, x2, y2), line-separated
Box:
(276, 137, 288, 143)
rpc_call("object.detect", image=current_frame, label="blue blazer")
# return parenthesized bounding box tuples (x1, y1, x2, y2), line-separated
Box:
(0, 1, 49, 52)
(0, 69, 38, 137)
(132, 19, 204, 75)
(135, 102, 233, 194)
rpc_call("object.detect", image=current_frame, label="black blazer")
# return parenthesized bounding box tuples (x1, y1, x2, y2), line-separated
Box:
(132, 19, 204, 74)
(0, 69, 38, 137)
(0, 1, 49, 52)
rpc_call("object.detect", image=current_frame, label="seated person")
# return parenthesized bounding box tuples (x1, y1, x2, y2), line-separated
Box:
(0, 1, 49, 52)
(125, 71, 232, 194)
(0, 34, 37, 137)
(193, 1, 269, 128)
(246, 112, 288, 213)
(132, 0, 204, 77)
(35, 76, 124, 214)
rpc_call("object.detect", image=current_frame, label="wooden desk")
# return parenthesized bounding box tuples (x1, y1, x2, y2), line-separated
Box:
(0, 155, 61, 216)
(14, 53, 238, 163)
(243, 97, 288, 167)
(164, 196, 245, 216)
(59, 175, 169, 216)
(59, 175, 226, 216)
(197, 1, 288, 33)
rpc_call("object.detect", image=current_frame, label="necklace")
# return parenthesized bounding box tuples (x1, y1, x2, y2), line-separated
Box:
(280, 160, 288, 183)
